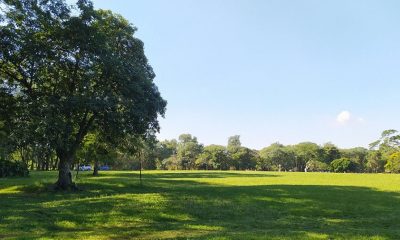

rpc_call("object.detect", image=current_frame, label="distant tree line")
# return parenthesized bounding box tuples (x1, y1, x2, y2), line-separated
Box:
(111, 130, 400, 173)
(1, 129, 400, 174)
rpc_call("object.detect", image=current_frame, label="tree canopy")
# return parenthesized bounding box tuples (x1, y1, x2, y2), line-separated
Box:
(0, 0, 166, 189)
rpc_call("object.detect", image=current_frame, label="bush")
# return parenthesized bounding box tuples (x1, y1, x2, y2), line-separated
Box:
(330, 158, 356, 173)
(0, 160, 29, 178)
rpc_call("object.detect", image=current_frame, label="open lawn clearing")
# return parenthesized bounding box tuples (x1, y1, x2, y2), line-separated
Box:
(1, 171, 400, 239)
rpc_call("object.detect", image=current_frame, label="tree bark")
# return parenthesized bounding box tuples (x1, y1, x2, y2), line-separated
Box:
(30, 160, 34, 170)
(54, 112, 95, 189)
(55, 154, 76, 190)
(45, 159, 49, 171)
(93, 160, 99, 176)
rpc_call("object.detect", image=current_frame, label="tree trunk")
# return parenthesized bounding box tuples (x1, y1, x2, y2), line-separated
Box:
(93, 160, 99, 176)
(45, 159, 49, 171)
(40, 159, 45, 171)
(55, 154, 76, 190)
(53, 157, 59, 170)
(30, 160, 34, 170)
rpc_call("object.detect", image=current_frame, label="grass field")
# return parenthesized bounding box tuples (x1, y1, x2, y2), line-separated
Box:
(1, 171, 400, 240)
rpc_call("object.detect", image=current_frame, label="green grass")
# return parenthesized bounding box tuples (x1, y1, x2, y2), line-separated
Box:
(1, 171, 400, 239)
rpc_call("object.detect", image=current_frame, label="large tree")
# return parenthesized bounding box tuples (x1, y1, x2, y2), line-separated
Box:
(227, 135, 241, 153)
(0, 0, 166, 189)
(370, 129, 400, 154)
(369, 129, 400, 172)
(340, 147, 368, 172)
(292, 142, 322, 171)
(322, 142, 341, 164)
(176, 134, 203, 170)
(259, 143, 295, 171)
(196, 145, 229, 170)
(230, 146, 258, 170)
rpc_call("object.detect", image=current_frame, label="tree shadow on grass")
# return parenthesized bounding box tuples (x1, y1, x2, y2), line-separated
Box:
(143, 171, 280, 179)
(1, 173, 400, 239)
(91, 171, 280, 180)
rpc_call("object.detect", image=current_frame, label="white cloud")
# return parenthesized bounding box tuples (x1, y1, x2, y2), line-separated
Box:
(336, 111, 351, 124)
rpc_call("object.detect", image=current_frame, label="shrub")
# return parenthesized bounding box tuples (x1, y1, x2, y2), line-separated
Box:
(330, 158, 356, 173)
(0, 160, 29, 178)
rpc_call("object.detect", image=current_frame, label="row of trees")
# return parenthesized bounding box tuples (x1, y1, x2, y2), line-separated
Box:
(124, 131, 400, 173)
(2, 126, 400, 174)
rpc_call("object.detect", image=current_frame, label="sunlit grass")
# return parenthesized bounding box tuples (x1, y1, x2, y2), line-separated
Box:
(1, 171, 400, 239)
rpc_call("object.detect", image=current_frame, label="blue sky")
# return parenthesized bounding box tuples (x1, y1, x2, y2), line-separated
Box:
(85, 0, 400, 149)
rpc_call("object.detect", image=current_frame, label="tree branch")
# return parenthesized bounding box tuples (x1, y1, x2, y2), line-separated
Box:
(73, 111, 97, 152)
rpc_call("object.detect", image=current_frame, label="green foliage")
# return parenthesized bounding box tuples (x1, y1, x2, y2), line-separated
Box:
(368, 129, 400, 174)
(0, 0, 166, 187)
(330, 158, 356, 173)
(259, 143, 295, 171)
(370, 129, 400, 154)
(156, 140, 177, 162)
(305, 159, 330, 172)
(78, 133, 108, 163)
(161, 155, 180, 170)
(230, 147, 258, 170)
(340, 147, 368, 172)
(176, 134, 203, 170)
(110, 135, 160, 170)
(385, 152, 400, 173)
(366, 151, 385, 173)
(227, 135, 241, 153)
(57, 129, 400, 174)
(0, 121, 10, 160)
(322, 142, 341, 163)
(226, 136, 258, 170)
(195, 145, 229, 170)
(0, 159, 29, 177)
(292, 142, 322, 171)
